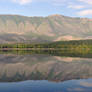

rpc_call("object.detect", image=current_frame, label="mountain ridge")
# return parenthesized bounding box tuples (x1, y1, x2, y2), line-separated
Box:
(0, 14, 91, 43)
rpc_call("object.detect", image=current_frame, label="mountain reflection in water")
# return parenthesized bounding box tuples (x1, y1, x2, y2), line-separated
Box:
(0, 51, 92, 92)
(0, 53, 92, 82)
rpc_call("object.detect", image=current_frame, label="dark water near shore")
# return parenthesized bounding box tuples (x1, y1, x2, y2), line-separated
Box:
(0, 51, 92, 92)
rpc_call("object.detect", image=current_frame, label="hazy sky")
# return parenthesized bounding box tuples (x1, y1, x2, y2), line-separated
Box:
(0, 0, 92, 18)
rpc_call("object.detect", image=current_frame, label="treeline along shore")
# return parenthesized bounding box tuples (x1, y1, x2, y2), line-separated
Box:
(0, 39, 92, 56)
(0, 40, 92, 50)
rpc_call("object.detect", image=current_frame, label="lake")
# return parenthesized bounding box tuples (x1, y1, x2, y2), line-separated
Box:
(0, 51, 92, 92)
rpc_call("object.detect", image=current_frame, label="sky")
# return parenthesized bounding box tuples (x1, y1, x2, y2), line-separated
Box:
(0, 0, 92, 18)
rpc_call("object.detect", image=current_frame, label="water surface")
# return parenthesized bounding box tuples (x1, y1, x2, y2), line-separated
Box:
(0, 51, 92, 92)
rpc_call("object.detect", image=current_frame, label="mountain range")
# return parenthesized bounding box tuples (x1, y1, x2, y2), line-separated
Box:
(0, 14, 92, 43)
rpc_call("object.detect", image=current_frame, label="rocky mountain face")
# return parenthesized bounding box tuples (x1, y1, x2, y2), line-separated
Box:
(0, 15, 92, 43)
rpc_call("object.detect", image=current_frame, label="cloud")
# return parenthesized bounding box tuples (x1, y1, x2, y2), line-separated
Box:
(52, 0, 67, 6)
(68, 5, 85, 9)
(11, 0, 49, 5)
(80, 81, 92, 87)
(77, 9, 92, 16)
(68, 88, 84, 91)
(12, 0, 32, 5)
(77, 0, 92, 16)
(79, 0, 92, 5)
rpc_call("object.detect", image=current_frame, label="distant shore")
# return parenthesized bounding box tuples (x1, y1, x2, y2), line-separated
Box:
(0, 48, 72, 50)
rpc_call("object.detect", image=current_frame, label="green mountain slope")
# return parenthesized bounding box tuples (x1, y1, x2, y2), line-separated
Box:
(0, 14, 92, 43)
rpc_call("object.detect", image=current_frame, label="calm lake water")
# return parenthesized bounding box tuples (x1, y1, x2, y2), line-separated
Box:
(0, 52, 92, 92)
